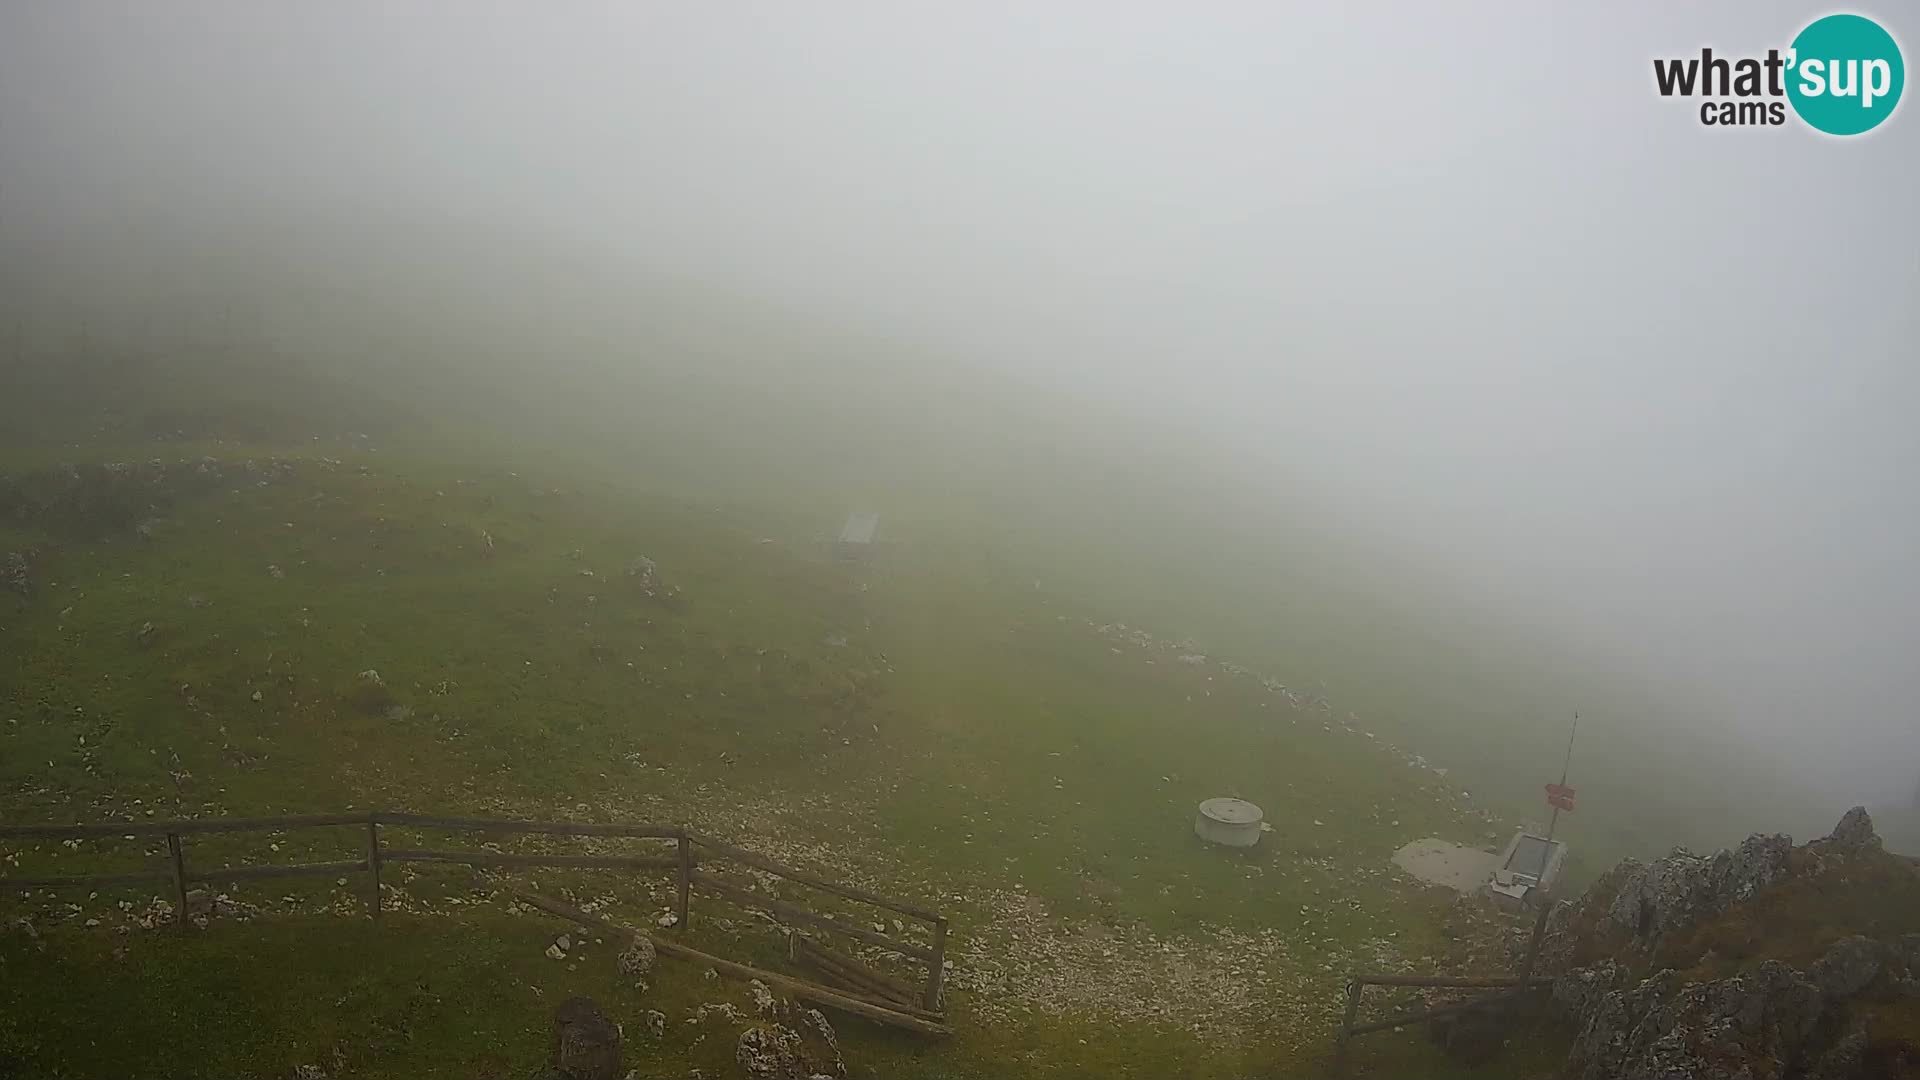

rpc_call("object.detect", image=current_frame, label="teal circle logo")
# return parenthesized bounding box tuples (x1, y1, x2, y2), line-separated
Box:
(1786, 14, 1905, 135)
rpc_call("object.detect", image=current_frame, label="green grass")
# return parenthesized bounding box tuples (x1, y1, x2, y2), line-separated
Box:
(0, 446, 1553, 1077)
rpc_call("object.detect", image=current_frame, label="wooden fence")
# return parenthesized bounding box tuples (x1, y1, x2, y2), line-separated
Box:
(0, 810, 949, 1016)
(1327, 894, 1558, 1077)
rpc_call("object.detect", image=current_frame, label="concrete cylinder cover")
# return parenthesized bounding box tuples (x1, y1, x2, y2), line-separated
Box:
(1194, 797, 1264, 847)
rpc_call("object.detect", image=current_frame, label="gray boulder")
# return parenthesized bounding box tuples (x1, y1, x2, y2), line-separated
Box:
(734, 1007, 845, 1080)
(736, 1025, 806, 1080)
(1817, 806, 1882, 853)
(617, 934, 656, 980)
(1809, 936, 1888, 1000)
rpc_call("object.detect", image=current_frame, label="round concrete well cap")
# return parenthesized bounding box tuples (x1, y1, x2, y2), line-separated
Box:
(1197, 797, 1263, 825)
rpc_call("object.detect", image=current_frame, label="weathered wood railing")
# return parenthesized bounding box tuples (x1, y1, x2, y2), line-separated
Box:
(684, 830, 950, 1010)
(0, 810, 949, 1012)
(1328, 896, 1558, 1077)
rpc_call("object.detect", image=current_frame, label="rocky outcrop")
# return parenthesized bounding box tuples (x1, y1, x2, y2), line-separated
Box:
(1568, 959, 1825, 1080)
(1550, 809, 1920, 1080)
(1602, 832, 1793, 952)
(1810, 936, 1889, 1000)
(1816, 806, 1883, 854)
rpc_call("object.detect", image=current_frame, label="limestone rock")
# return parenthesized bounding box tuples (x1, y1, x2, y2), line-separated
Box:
(1602, 832, 1792, 950)
(735, 1025, 803, 1080)
(617, 934, 656, 979)
(2, 550, 31, 597)
(1552, 960, 1625, 1022)
(1809, 936, 1887, 1000)
(748, 978, 776, 1015)
(734, 1009, 844, 1080)
(1817, 806, 1882, 853)
(1569, 961, 1824, 1080)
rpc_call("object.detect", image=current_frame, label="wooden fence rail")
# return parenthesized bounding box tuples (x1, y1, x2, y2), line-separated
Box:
(1328, 896, 1560, 1078)
(0, 809, 950, 1011)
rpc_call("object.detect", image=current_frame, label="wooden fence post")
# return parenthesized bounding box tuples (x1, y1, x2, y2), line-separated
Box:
(1331, 978, 1361, 1078)
(675, 830, 692, 929)
(923, 916, 949, 1011)
(166, 833, 189, 929)
(1518, 893, 1555, 985)
(365, 814, 382, 919)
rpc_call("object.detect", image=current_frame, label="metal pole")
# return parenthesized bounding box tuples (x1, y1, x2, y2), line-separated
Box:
(1518, 893, 1556, 985)
(1539, 713, 1577, 878)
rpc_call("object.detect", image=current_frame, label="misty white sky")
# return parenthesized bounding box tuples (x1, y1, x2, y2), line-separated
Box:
(1, 3, 1914, 797)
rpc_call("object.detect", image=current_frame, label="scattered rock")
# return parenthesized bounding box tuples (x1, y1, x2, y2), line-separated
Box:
(735, 1015, 845, 1080)
(267, 564, 285, 579)
(1177, 654, 1207, 666)
(1, 551, 31, 597)
(639, 1010, 667, 1039)
(617, 934, 656, 979)
(546, 943, 567, 961)
(657, 911, 680, 929)
(135, 621, 156, 643)
(291, 1066, 329, 1080)
(251, 690, 264, 703)
(793, 1008, 845, 1079)
(748, 979, 775, 1015)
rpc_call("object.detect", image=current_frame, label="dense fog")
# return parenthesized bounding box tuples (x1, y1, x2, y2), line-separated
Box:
(2, 2, 1914, 837)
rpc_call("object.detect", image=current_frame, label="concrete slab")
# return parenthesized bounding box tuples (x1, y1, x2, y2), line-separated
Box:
(1391, 838, 1502, 894)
